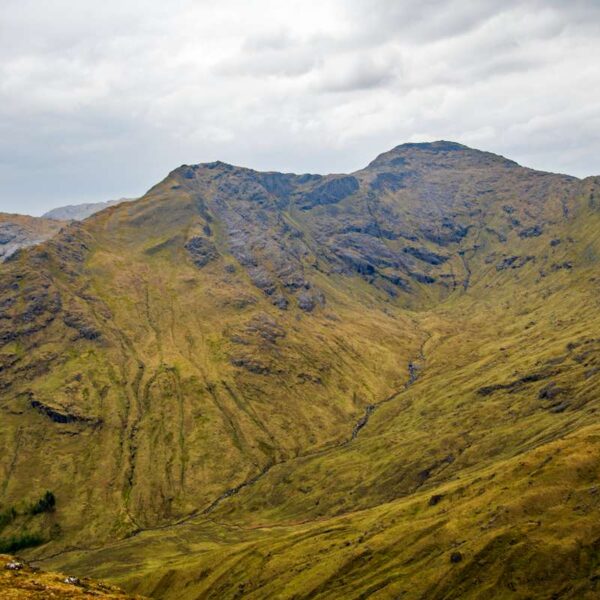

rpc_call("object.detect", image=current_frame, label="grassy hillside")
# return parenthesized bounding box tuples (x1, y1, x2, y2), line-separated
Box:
(1, 142, 599, 598)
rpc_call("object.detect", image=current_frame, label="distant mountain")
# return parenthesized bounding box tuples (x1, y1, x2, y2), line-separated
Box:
(1, 142, 600, 599)
(0, 212, 65, 262)
(42, 198, 133, 221)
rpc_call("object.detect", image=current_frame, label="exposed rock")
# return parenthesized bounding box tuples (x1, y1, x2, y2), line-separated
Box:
(549, 402, 570, 414)
(410, 272, 436, 284)
(296, 289, 325, 312)
(403, 246, 449, 265)
(30, 398, 102, 426)
(185, 236, 219, 267)
(63, 311, 101, 340)
(238, 313, 286, 344)
(229, 357, 273, 375)
(272, 294, 289, 310)
(496, 256, 535, 271)
(370, 172, 409, 192)
(538, 383, 563, 400)
(428, 494, 444, 506)
(478, 369, 558, 396)
(519, 225, 543, 238)
(419, 221, 470, 246)
(549, 261, 573, 272)
(298, 176, 359, 210)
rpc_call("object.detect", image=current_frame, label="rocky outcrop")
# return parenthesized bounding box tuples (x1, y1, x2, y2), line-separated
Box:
(297, 176, 359, 210)
(403, 246, 449, 265)
(185, 236, 219, 267)
(30, 398, 102, 426)
(496, 255, 535, 271)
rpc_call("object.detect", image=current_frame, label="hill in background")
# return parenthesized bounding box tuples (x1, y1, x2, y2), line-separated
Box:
(43, 199, 134, 222)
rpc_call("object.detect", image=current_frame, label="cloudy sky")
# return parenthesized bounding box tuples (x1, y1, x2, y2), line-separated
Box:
(1, 0, 599, 215)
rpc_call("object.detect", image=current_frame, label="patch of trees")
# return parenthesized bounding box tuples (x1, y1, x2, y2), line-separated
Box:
(30, 491, 56, 515)
(0, 490, 57, 553)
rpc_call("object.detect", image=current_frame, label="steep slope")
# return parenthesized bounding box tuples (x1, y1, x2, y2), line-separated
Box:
(43, 199, 133, 221)
(1, 142, 599, 598)
(0, 213, 65, 262)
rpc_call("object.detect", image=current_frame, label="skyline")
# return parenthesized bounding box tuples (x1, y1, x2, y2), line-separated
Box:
(1, 0, 600, 215)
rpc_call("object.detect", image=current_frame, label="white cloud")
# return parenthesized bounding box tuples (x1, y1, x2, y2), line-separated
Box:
(0, 0, 599, 214)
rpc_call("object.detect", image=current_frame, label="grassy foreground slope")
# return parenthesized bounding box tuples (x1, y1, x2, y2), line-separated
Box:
(1, 142, 599, 597)
(0, 554, 141, 599)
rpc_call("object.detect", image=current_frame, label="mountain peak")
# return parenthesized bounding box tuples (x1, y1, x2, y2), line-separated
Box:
(392, 140, 469, 152)
(366, 139, 520, 170)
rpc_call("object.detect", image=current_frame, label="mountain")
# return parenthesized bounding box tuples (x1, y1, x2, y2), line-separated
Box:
(42, 199, 133, 221)
(0, 213, 65, 262)
(1, 141, 599, 599)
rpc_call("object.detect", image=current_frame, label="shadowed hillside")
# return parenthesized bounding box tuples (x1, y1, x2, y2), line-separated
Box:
(1, 142, 599, 598)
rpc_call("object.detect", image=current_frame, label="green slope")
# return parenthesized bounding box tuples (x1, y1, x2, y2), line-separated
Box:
(1, 142, 599, 598)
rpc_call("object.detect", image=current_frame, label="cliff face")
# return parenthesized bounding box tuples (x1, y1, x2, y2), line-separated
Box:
(1, 142, 600, 599)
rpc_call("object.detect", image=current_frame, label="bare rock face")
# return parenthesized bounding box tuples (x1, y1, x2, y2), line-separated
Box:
(165, 141, 577, 304)
(185, 236, 219, 267)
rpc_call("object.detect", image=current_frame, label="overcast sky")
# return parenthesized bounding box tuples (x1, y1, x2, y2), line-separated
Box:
(1, 0, 599, 215)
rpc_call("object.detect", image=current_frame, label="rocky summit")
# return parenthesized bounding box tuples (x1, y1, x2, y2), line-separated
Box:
(1, 141, 600, 599)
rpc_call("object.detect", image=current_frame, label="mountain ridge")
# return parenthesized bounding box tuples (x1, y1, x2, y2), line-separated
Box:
(175, 141, 569, 177)
(1, 141, 599, 599)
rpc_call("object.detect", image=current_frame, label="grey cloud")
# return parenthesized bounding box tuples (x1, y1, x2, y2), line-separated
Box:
(340, 0, 507, 44)
(215, 45, 319, 78)
(0, 0, 599, 216)
(313, 54, 401, 93)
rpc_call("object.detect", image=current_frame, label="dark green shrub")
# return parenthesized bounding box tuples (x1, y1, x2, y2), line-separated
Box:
(0, 532, 45, 553)
(30, 491, 56, 515)
(0, 506, 17, 531)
